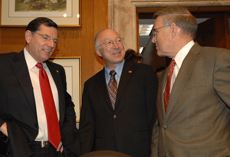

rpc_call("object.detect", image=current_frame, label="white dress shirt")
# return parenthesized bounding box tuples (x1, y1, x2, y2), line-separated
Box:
(24, 48, 59, 141)
(171, 40, 195, 92)
(104, 60, 125, 87)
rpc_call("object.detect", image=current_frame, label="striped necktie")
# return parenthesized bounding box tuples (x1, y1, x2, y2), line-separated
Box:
(107, 70, 117, 110)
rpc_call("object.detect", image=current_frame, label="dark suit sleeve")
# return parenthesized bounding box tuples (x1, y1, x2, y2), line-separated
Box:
(79, 81, 96, 155)
(0, 120, 4, 129)
(151, 120, 159, 157)
(0, 52, 36, 157)
(58, 66, 81, 156)
(145, 66, 158, 133)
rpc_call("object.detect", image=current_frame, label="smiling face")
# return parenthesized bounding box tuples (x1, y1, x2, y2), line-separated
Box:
(95, 29, 125, 70)
(25, 24, 58, 63)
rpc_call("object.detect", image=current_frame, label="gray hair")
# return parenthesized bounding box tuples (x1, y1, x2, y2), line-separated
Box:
(154, 6, 197, 39)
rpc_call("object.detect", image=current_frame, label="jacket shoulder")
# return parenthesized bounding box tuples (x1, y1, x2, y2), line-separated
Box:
(0, 52, 19, 59)
(84, 69, 104, 84)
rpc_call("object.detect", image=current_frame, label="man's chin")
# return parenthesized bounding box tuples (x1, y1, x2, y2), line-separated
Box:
(157, 51, 164, 57)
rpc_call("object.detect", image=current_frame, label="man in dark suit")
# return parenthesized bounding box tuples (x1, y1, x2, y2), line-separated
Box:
(151, 6, 230, 157)
(0, 17, 80, 157)
(79, 28, 158, 157)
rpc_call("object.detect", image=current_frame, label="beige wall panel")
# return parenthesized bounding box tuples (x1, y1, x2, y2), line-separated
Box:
(0, 0, 108, 94)
(94, 0, 108, 71)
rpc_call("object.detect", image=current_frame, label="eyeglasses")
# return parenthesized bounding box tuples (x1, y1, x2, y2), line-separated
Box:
(152, 25, 171, 37)
(34, 32, 58, 45)
(97, 38, 122, 48)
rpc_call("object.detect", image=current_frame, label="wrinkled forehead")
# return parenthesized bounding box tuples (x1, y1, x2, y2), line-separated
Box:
(38, 24, 58, 37)
(153, 16, 164, 28)
(98, 29, 121, 42)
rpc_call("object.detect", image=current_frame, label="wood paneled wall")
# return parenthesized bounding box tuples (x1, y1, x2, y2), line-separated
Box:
(0, 0, 108, 94)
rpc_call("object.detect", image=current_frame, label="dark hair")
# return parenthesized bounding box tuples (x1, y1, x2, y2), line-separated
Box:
(26, 17, 58, 33)
(125, 49, 143, 63)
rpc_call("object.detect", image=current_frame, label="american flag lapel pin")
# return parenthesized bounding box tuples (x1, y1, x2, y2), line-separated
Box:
(56, 70, 59, 73)
(128, 70, 132, 73)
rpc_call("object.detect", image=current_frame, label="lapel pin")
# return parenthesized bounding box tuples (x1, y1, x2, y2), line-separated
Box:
(56, 70, 59, 73)
(128, 71, 132, 73)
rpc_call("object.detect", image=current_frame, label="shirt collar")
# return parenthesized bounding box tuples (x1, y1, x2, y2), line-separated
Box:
(174, 40, 195, 68)
(104, 60, 125, 82)
(24, 48, 47, 70)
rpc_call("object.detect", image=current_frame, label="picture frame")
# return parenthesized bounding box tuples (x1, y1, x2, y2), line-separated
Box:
(50, 57, 81, 122)
(0, 0, 80, 27)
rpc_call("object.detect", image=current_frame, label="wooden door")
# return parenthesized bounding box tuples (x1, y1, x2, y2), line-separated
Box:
(141, 13, 230, 71)
(195, 13, 230, 49)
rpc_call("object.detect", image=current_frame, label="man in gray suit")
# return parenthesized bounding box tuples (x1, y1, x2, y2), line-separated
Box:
(151, 6, 230, 157)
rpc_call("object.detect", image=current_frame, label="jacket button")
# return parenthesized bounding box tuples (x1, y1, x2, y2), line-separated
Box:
(163, 125, 168, 130)
(113, 115, 117, 119)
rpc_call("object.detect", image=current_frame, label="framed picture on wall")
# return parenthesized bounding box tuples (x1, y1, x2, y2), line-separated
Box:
(50, 57, 81, 122)
(0, 0, 81, 27)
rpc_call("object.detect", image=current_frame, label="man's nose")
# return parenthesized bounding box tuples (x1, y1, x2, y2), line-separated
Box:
(112, 41, 119, 48)
(151, 36, 156, 43)
(48, 39, 55, 48)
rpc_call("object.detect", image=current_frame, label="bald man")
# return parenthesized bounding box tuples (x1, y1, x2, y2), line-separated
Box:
(79, 28, 158, 157)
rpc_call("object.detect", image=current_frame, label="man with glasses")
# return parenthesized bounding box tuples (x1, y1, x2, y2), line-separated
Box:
(151, 6, 230, 157)
(0, 17, 80, 157)
(79, 28, 158, 157)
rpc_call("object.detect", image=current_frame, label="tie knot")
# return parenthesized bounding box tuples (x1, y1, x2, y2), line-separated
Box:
(110, 70, 116, 76)
(36, 63, 43, 69)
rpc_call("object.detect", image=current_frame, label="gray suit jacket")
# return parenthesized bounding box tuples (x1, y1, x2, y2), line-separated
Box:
(151, 43, 230, 157)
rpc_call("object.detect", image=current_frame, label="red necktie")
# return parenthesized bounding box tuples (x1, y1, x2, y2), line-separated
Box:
(164, 60, 176, 113)
(107, 70, 117, 110)
(36, 63, 61, 149)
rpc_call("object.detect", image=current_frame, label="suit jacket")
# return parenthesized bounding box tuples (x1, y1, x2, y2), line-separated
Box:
(0, 51, 81, 157)
(79, 60, 158, 157)
(151, 43, 230, 157)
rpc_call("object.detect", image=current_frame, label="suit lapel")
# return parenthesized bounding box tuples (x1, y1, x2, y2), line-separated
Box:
(165, 43, 202, 120)
(96, 69, 114, 110)
(115, 61, 133, 109)
(96, 61, 133, 110)
(12, 51, 36, 113)
(158, 69, 168, 118)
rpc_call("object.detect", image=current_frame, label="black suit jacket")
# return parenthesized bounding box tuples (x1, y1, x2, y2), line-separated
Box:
(79, 61, 158, 157)
(0, 51, 81, 157)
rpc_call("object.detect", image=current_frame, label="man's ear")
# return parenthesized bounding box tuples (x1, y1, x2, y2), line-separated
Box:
(170, 23, 177, 38)
(25, 30, 32, 44)
(95, 48, 102, 57)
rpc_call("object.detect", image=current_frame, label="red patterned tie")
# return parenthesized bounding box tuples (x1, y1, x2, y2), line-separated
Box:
(164, 60, 176, 113)
(107, 70, 117, 110)
(36, 63, 61, 149)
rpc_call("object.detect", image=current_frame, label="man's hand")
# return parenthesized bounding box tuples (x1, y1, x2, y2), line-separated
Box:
(57, 141, 63, 153)
(0, 122, 8, 137)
